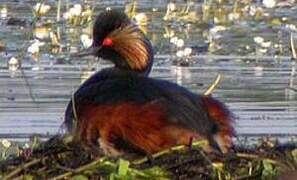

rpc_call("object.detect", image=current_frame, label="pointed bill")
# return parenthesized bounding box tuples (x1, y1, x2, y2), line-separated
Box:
(71, 45, 102, 58)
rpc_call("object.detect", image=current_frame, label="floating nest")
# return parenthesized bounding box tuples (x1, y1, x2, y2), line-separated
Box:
(1, 75, 296, 179)
(1, 135, 297, 180)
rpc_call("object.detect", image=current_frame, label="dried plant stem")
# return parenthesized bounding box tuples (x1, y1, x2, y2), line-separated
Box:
(236, 153, 259, 159)
(133, 140, 208, 164)
(71, 93, 78, 121)
(235, 173, 259, 180)
(56, 0, 62, 22)
(290, 32, 297, 60)
(50, 158, 103, 180)
(71, 93, 78, 134)
(3, 157, 47, 180)
(203, 74, 222, 96)
(236, 153, 289, 170)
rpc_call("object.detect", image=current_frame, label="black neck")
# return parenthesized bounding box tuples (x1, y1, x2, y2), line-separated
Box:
(99, 51, 153, 76)
(81, 66, 150, 90)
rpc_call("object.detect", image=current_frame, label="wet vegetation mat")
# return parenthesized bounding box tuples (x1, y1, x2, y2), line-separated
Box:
(0, 1, 297, 179)
(1, 136, 297, 179)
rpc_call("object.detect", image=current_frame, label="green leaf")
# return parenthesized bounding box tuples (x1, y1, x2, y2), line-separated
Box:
(262, 159, 275, 179)
(140, 167, 170, 179)
(23, 175, 34, 180)
(72, 175, 89, 180)
(109, 173, 116, 180)
(263, 160, 273, 172)
(118, 159, 130, 176)
(291, 149, 297, 162)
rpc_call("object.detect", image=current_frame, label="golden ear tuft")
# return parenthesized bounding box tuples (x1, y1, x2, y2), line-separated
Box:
(104, 25, 149, 71)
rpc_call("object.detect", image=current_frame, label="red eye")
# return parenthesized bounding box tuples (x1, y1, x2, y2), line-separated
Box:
(102, 38, 113, 46)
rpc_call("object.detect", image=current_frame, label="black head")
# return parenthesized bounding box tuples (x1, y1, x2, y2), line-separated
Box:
(92, 9, 153, 76)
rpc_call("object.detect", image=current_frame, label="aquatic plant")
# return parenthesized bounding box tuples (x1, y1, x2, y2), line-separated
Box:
(1, 136, 297, 179)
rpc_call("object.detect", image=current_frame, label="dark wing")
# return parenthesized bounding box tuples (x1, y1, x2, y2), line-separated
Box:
(65, 74, 217, 137)
(64, 68, 114, 131)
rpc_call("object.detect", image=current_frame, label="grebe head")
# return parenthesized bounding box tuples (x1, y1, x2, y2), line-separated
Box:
(82, 9, 153, 76)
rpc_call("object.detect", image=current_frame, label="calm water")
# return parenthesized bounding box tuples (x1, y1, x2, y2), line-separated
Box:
(0, 0, 296, 141)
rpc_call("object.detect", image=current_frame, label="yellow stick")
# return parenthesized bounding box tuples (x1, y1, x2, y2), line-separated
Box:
(290, 33, 297, 59)
(203, 74, 222, 96)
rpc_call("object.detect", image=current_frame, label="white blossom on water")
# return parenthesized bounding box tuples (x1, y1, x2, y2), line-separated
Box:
(228, 12, 240, 21)
(63, 12, 71, 20)
(167, 2, 176, 12)
(261, 41, 272, 48)
(249, 6, 257, 16)
(286, 24, 297, 31)
(176, 50, 184, 57)
(1, 139, 11, 148)
(274, 44, 279, 48)
(69, 4, 82, 16)
(259, 48, 268, 53)
(254, 66, 264, 76)
(134, 13, 147, 25)
(80, 34, 93, 48)
(249, 6, 263, 16)
(263, 0, 276, 8)
(34, 27, 50, 39)
(1, 7, 7, 19)
(176, 39, 185, 48)
(8, 57, 20, 71)
(27, 40, 45, 54)
(23, 143, 30, 149)
(183, 47, 192, 56)
(210, 26, 227, 34)
(254, 36, 264, 44)
(170, 36, 178, 44)
(33, 3, 51, 16)
(163, 30, 175, 38)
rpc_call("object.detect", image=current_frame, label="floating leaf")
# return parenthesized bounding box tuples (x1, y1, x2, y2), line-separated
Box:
(72, 175, 89, 180)
(23, 175, 34, 180)
(270, 18, 282, 26)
